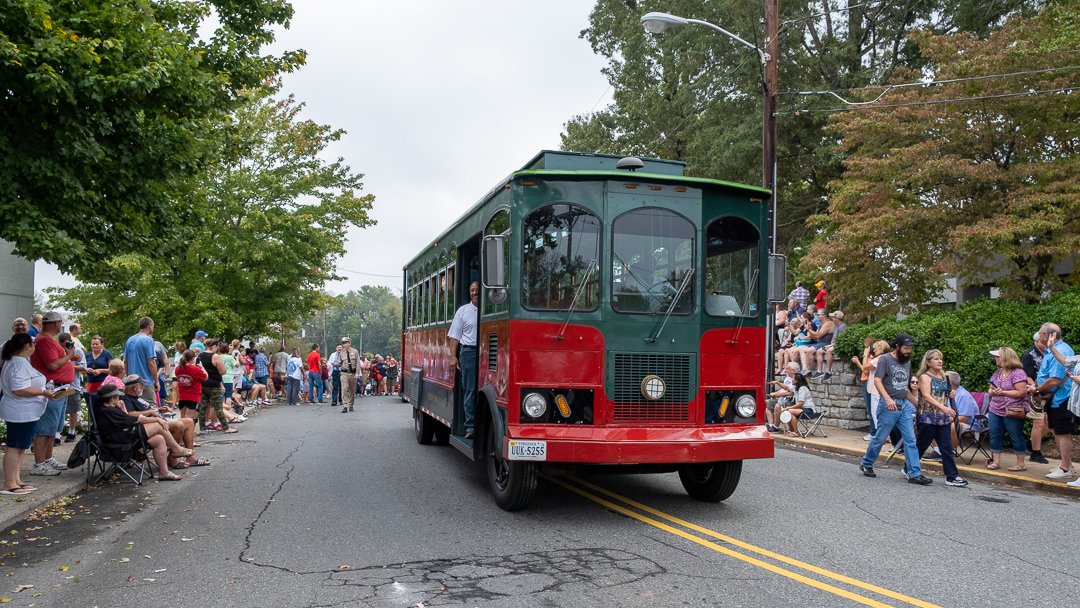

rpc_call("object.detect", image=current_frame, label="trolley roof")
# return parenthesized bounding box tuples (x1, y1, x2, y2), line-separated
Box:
(403, 151, 772, 270)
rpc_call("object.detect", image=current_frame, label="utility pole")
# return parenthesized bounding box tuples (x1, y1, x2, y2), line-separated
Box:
(762, 0, 780, 255)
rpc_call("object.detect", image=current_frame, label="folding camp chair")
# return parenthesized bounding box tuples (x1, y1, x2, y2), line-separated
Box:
(956, 391, 991, 465)
(85, 404, 155, 487)
(798, 408, 828, 438)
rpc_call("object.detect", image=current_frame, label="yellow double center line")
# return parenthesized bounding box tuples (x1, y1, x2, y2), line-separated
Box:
(543, 474, 941, 608)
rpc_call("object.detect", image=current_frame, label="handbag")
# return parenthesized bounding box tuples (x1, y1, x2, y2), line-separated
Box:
(1026, 391, 1046, 419)
(1004, 404, 1027, 420)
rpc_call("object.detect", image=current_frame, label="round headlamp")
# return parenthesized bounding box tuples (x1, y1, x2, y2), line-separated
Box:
(735, 394, 757, 418)
(523, 392, 548, 418)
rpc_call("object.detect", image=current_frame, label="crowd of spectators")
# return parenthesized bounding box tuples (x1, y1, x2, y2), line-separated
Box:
(0, 313, 404, 493)
(775, 279, 1080, 487)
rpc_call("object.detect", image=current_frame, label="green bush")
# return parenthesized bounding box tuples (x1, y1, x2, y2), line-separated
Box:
(835, 287, 1080, 390)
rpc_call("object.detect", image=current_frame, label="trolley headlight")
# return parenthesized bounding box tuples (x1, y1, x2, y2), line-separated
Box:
(523, 392, 548, 418)
(735, 394, 757, 418)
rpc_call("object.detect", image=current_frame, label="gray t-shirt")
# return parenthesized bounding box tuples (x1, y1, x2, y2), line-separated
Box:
(874, 352, 912, 401)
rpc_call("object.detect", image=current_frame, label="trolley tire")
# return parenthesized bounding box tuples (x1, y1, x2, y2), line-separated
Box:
(678, 460, 742, 502)
(485, 423, 537, 511)
(433, 424, 450, 445)
(414, 407, 435, 445)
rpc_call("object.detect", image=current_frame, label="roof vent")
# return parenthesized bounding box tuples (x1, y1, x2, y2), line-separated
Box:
(615, 156, 645, 172)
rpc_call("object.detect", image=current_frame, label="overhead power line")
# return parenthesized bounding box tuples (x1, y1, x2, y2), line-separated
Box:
(780, 0, 897, 27)
(776, 86, 1077, 116)
(780, 65, 1080, 100)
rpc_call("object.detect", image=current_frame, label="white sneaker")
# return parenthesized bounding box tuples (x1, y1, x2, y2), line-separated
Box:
(863, 434, 873, 441)
(30, 463, 61, 476)
(1066, 478, 1080, 488)
(1045, 467, 1076, 479)
(44, 458, 68, 471)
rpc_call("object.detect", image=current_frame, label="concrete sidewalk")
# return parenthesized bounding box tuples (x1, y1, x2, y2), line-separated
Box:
(775, 424, 1080, 498)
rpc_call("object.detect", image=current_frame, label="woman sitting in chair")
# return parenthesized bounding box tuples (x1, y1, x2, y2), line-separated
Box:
(94, 385, 189, 481)
(778, 373, 816, 437)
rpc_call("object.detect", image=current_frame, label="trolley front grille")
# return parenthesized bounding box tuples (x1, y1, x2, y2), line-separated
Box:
(610, 352, 693, 422)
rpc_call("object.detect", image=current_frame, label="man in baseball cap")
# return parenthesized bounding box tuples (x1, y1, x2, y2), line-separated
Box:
(859, 332, 932, 485)
(190, 331, 207, 353)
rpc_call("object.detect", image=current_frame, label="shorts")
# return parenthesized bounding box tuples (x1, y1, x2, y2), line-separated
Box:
(66, 392, 82, 415)
(4, 421, 37, 449)
(255, 375, 268, 387)
(179, 400, 199, 411)
(35, 397, 66, 437)
(810, 342, 829, 350)
(223, 383, 234, 398)
(272, 374, 284, 390)
(1046, 405, 1077, 435)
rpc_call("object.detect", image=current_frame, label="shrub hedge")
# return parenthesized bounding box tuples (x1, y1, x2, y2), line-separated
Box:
(835, 287, 1080, 390)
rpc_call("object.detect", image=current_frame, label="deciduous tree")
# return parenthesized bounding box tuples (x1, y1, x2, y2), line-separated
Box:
(0, 0, 303, 272)
(802, 2, 1080, 317)
(49, 91, 375, 348)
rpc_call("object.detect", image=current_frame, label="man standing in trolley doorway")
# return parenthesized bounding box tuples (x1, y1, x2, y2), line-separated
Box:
(339, 337, 360, 413)
(448, 281, 480, 439)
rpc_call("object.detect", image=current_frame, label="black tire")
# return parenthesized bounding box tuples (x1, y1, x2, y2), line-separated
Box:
(433, 424, 450, 445)
(414, 407, 435, 445)
(678, 460, 742, 502)
(485, 422, 537, 511)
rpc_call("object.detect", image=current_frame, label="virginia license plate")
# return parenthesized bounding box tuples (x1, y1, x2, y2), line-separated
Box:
(507, 440, 547, 461)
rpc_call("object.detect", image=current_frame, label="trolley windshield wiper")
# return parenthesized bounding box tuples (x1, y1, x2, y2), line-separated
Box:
(647, 268, 694, 343)
(555, 258, 597, 341)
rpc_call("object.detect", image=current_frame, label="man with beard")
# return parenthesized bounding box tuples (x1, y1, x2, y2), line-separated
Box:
(859, 333, 932, 485)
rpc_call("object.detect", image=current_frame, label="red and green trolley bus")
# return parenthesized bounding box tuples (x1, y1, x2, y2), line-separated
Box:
(401, 150, 783, 510)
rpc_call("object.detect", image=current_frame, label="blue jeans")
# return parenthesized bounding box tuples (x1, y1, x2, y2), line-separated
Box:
(286, 377, 301, 405)
(861, 398, 922, 478)
(460, 345, 478, 432)
(862, 382, 876, 436)
(987, 412, 1028, 454)
(308, 371, 324, 402)
(331, 369, 341, 404)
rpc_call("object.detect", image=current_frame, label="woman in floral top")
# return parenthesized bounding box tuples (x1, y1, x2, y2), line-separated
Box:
(986, 347, 1029, 471)
(915, 349, 968, 487)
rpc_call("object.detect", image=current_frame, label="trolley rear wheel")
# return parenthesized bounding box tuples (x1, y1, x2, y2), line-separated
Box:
(413, 408, 435, 445)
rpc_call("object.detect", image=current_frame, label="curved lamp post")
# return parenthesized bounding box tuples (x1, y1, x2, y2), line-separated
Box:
(640, 10, 778, 254)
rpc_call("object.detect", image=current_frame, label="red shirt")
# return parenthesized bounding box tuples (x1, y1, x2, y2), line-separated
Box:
(30, 333, 75, 383)
(175, 363, 208, 403)
(306, 351, 322, 375)
(815, 289, 828, 311)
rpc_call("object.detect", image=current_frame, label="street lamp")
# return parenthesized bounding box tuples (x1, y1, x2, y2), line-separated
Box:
(640, 9, 779, 254)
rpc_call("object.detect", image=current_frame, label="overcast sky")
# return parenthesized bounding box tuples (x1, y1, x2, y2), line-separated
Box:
(35, 0, 612, 298)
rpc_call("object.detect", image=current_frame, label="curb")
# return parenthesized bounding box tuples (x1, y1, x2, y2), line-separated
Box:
(774, 435, 1080, 499)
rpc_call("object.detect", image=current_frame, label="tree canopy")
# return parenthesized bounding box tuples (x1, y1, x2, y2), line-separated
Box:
(560, 0, 1044, 259)
(48, 91, 376, 349)
(802, 2, 1080, 317)
(0, 0, 303, 273)
(303, 287, 403, 358)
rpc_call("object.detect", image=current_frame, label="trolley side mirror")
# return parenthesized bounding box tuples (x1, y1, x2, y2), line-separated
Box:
(767, 254, 787, 302)
(482, 235, 507, 289)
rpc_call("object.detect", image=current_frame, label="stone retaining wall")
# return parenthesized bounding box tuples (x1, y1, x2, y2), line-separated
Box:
(805, 363, 870, 431)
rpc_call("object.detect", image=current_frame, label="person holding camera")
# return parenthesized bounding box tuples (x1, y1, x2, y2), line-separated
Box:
(28, 311, 80, 476)
(1040, 326, 1079, 484)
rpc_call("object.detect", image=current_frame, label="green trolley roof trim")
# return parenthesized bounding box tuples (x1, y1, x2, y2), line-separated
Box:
(512, 169, 773, 197)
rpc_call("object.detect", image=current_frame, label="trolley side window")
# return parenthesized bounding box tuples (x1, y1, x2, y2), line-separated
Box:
(704, 216, 760, 318)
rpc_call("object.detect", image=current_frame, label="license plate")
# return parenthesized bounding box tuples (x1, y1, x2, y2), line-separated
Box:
(507, 440, 547, 461)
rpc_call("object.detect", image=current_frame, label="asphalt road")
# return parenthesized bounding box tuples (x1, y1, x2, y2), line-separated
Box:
(1, 396, 1077, 607)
